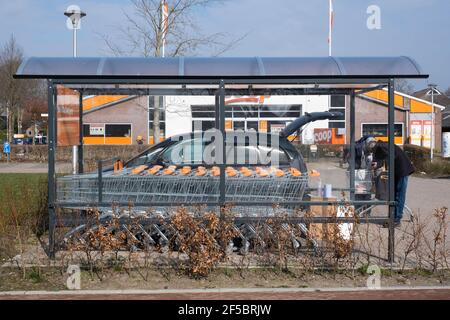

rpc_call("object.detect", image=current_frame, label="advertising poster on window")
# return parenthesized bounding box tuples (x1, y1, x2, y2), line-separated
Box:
(410, 120, 422, 146)
(422, 120, 432, 149)
(270, 124, 285, 134)
(225, 120, 233, 131)
(259, 120, 268, 133)
(89, 125, 104, 136)
(56, 85, 80, 146)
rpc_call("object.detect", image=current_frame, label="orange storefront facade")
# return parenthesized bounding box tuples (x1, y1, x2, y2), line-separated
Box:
(359, 89, 444, 150)
(82, 95, 148, 145)
(82, 89, 444, 150)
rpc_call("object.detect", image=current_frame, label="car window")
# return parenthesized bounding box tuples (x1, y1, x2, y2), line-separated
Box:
(127, 147, 164, 167)
(160, 138, 209, 165)
(232, 145, 260, 165)
(258, 145, 290, 166)
(229, 145, 290, 165)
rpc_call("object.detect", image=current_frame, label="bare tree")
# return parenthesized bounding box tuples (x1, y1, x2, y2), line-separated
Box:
(0, 35, 43, 143)
(445, 86, 450, 98)
(394, 79, 414, 95)
(0, 35, 25, 142)
(100, 0, 244, 143)
(23, 81, 47, 144)
(102, 0, 239, 57)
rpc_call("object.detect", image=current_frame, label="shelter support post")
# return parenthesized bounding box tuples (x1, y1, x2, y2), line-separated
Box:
(388, 79, 396, 263)
(215, 93, 220, 130)
(47, 80, 56, 258)
(349, 91, 356, 200)
(78, 92, 84, 173)
(98, 160, 103, 204)
(218, 80, 226, 209)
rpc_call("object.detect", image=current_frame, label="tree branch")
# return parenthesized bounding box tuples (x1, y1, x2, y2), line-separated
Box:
(99, 0, 244, 58)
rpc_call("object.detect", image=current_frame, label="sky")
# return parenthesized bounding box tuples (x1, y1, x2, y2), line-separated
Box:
(1, 0, 449, 91)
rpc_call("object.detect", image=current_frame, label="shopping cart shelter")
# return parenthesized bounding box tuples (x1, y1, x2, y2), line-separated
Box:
(15, 56, 428, 261)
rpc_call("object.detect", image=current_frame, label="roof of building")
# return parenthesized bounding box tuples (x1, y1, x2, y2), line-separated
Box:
(82, 95, 136, 114)
(361, 88, 445, 113)
(413, 88, 450, 128)
(15, 56, 428, 80)
(413, 88, 450, 106)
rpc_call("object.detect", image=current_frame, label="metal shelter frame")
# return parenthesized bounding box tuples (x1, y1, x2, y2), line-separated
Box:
(15, 56, 429, 262)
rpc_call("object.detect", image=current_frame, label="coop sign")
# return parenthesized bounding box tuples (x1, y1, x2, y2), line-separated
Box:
(89, 125, 104, 136)
(314, 129, 333, 144)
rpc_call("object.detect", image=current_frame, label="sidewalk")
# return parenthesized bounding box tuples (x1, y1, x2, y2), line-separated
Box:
(0, 161, 71, 174)
(1, 287, 449, 300)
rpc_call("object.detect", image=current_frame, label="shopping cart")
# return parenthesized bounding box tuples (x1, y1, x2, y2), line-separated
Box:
(347, 169, 413, 220)
(345, 169, 373, 217)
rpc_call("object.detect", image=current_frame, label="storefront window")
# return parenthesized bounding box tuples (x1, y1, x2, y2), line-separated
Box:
(362, 123, 403, 137)
(149, 96, 166, 140)
(105, 124, 131, 137)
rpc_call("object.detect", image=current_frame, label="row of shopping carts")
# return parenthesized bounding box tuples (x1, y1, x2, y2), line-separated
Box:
(56, 166, 309, 207)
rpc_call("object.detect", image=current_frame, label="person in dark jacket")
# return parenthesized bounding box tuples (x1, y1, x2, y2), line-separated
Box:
(343, 136, 374, 169)
(365, 137, 415, 226)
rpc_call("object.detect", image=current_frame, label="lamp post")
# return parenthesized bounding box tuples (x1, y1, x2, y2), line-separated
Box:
(64, 5, 86, 174)
(64, 6, 86, 57)
(427, 84, 440, 162)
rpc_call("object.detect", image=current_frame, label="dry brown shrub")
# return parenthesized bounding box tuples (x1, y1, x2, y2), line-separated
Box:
(423, 207, 448, 271)
(322, 205, 355, 259)
(65, 209, 137, 279)
(167, 206, 236, 277)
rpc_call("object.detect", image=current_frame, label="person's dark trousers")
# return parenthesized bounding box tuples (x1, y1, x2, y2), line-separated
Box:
(395, 176, 409, 222)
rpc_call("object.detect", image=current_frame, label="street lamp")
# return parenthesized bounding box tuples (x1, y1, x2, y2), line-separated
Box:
(64, 5, 86, 174)
(64, 5, 86, 57)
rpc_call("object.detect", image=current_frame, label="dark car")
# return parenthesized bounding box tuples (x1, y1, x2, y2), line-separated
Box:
(58, 112, 341, 207)
(123, 112, 342, 173)
(13, 138, 25, 145)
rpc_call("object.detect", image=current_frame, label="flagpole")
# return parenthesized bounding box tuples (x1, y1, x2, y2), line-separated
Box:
(159, 0, 167, 145)
(328, 0, 333, 141)
(328, 0, 333, 56)
(161, 0, 165, 58)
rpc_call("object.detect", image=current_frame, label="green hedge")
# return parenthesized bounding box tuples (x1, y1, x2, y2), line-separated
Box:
(294, 143, 345, 159)
(404, 144, 450, 176)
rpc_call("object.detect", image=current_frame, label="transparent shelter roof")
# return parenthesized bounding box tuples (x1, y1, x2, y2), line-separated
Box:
(16, 56, 427, 80)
